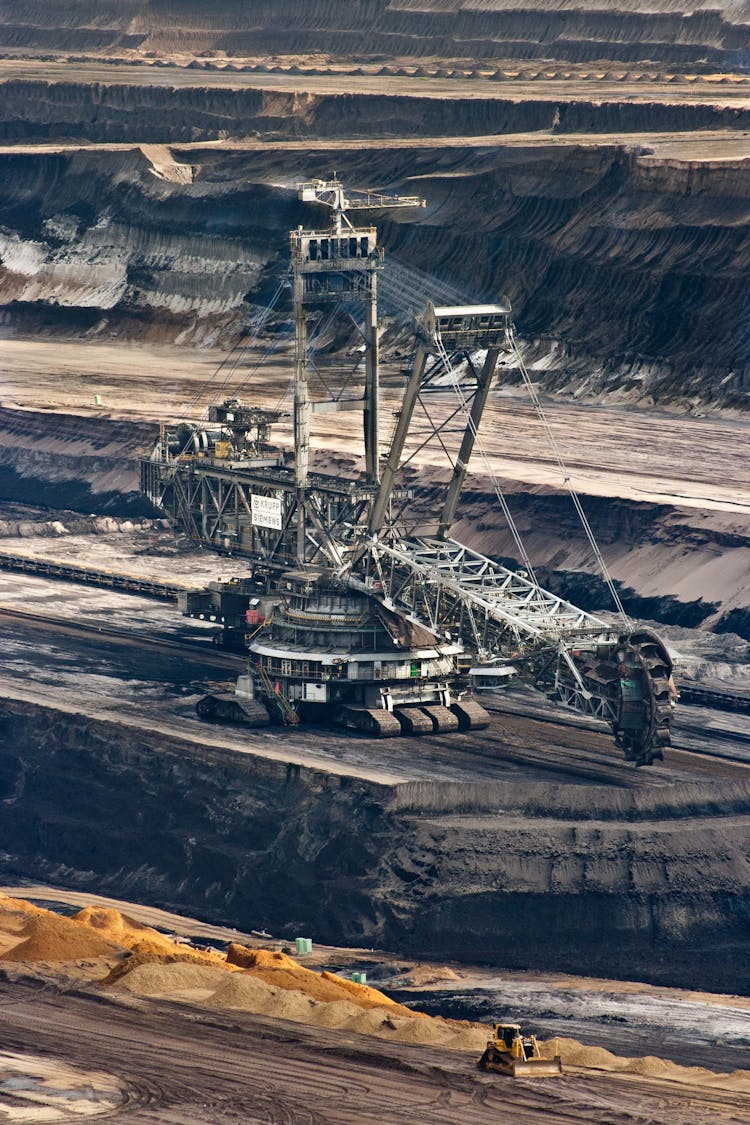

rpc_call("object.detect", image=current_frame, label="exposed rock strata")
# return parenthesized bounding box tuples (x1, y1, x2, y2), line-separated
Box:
(1, 2, 748, 68)
(0, 408, 155, 514)
(3, 78, 749, 147)
(1, 699, 748, 993)
(0, 144, 747, 406)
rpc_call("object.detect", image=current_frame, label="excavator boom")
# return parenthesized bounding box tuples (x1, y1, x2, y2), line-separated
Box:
(352, 535, 673, 765)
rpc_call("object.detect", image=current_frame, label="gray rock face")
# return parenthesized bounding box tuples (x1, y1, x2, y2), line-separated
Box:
(0, 144, 748, 407)
(0, 2, 747, 67)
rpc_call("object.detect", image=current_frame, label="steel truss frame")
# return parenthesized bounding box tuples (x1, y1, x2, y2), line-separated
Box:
(361, 536, 606, 655)
(141, 457, 374, 572)
(355, 535, 625, 726)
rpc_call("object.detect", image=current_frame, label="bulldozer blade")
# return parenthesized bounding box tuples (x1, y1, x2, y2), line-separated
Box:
(478, 1049, 562, 1078)
(507, 1058, 562, 1078)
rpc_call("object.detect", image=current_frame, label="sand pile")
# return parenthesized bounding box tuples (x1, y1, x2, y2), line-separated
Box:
(394, 965, 461, 986)
(112, 961, 230, 996)
(0, 894, 49, 918)
(100, 945, 240, 986)
(72, 907, 175, 951)
(0, 895, 235, 968)
(2, 912, 124, 962)
(548, 1038, 750, 1093)
(303, 999, 360, 1028)
(74, 906, 229, 966)
(207, 973, 314, 1022)
(0, 895, 59, 955)
(105, 943, 480, 1049)
(113, 957, 488, 1052)
(225, 945, 420, 1016)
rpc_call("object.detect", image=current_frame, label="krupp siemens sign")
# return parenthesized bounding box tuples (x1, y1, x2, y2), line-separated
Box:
(251, 493, 283, 530)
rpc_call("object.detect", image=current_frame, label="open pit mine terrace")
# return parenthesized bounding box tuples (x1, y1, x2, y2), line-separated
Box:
(0, 565, 749, 998)
(0, 4, 749, 1117)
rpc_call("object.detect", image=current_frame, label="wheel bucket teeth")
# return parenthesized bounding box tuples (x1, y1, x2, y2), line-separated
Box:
(654, 702, 673, 719)
(636, 746, 664, 766)
(393, 707, 434, 735)
(420, 705, 460, 733)
(450, 700, 490, 731)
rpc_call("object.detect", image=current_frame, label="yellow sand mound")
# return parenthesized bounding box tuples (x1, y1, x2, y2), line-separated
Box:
(225, 946, 420, 1016)
(0, 894, 49, 917)
(102, 957, 492, 1052)
(74, 907, 229, 967)
(207, 973, 314, 1021)
(2, 912, 123, 962)
(547, 1038, 750, 1093)
(304, 999, 361, 1028)
(396, 965, 461, 986)
(225, 945, 296, 971)
(72, 907, 174, 950)
(0, 897, 235, 969)
(205, 971, 280, 1013)
(100, 946, 238, 986)
(0, 896, 64, 955)
(319, 969, 428, 1016)
(112, 961, 230, 996)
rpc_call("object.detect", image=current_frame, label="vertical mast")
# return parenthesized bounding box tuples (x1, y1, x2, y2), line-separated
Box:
(329, 177, 378, 483)
(292, 235, 310, 564)
(364, 268, 380, 484)
(438, 345, 501, 536)
(293, 177, 425, 543)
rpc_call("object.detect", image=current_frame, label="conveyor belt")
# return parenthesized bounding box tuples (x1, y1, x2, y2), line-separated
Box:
(0, 550, 188, 601)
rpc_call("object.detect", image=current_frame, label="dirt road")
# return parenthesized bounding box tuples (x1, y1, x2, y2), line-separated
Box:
(1, 976, 748, 1124)
(1, 57, 748, 108)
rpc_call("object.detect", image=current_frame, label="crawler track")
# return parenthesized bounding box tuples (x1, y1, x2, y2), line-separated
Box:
(1, 603, 748, 781)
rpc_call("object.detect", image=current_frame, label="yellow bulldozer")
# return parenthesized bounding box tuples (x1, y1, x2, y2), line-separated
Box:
(477, 1023, 563, 1078)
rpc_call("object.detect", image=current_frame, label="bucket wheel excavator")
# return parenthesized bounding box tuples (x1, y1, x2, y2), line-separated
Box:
(142, 176, 675, 765)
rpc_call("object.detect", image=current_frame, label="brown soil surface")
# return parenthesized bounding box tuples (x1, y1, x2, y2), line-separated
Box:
(1, 887, 749, 1118)
(3, 972, 749, 1125)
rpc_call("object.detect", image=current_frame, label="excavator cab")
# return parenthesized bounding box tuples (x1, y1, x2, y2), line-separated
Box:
(477, 1023, 562, 1078)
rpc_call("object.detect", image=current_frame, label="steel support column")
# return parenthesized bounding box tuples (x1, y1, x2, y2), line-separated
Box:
(438, 345, 501, 537)
(368, 345, 428, 536)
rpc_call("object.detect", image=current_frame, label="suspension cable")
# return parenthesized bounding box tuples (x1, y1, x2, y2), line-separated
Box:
(221, 279, 288, 402)
(184, 278, 288, 416)
(508, 326, 631, 629)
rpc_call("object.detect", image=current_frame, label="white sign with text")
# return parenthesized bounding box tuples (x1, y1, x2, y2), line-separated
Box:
(251, 493, 283, 530)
